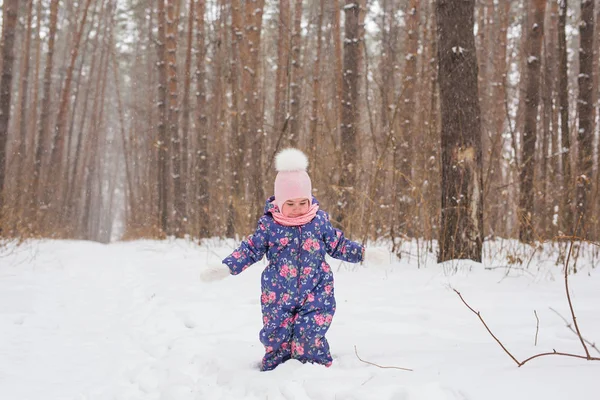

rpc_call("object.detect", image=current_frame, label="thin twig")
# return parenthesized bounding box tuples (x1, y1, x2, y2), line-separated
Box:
(534, 310, 539, 346)
(549, 307, 600, 356)
(484, 265, 535, 277)
(563, 225, 591, 358)
(354, 346, 413, 371)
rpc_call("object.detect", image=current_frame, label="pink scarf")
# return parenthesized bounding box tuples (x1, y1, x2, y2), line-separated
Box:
(272, 203, 319, 226)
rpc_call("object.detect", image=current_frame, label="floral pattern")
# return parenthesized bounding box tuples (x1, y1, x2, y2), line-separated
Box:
(223, 196, 364, 371)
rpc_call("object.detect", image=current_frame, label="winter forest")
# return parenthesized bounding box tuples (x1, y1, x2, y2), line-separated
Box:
(3, 1, 600, 398)
(0, 0, 597, 261)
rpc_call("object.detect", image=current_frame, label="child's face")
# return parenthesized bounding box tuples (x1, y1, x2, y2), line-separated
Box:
(281, 198, 310, 217)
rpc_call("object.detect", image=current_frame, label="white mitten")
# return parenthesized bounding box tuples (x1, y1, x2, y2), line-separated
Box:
(200, 264, 231, 282)
(361, 247, 391, 267)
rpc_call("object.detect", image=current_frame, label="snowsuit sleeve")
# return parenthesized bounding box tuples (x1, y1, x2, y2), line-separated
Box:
(222, 216, 270, 275)
(321, 212, 364, 263)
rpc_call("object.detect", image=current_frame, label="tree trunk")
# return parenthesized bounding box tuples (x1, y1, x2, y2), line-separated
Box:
(518, 0, 546, 243)
(228, 0, 244, 236)
(336, 0, 362, 232)
(111, 54, 136, 226)
(166, 0, 184, 236)
(332, 0, 343, 137)
(195, 0, 210, 237)
(242, 0, 265, 223)
(32, 0, 59, 220)
(558, 0, 572, 235)
(309, 0, 325, 163)
(181, 0, 195, 229)
(575, 0, 595, 237)
(436, 0, 483, 262)
(485, 0, 510, 238)
(46, 0, 94, 219)
(288, 0, 303, 147)
(274, 0, 290, 146)
(12, 0, 35, 231)
(156, 0, 169, 234)
(393, 0, 419, 237)
(0, 0, 19, 225)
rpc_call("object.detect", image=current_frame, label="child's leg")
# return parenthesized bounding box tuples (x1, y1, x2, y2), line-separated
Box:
(291, 280, 336, 366)
(259, 302, 295, 371)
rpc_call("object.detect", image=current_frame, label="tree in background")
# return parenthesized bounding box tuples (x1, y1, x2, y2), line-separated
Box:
(575, 0, 595, 238)
(0, 0, 19, 225)
(0, 0, 595, 252)
(436, 0, 483, 262)
(518, 0, 546, 243)
(336, 0, 363, 233)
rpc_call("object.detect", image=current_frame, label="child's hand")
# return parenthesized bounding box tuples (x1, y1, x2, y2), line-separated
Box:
(200, 264, 231, 282)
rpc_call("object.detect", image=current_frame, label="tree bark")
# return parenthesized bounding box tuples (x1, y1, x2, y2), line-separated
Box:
(288, 0, 303, 147)
(181, 0, 195, 225)
(12, 0, 35, 230)
(575, 0, 595, 237)
(166, 0, 184, 236)
(309, 0, 325, 163)
(336, 0, 362, 232)
(518, 0, 546, 243)
(393, 0, 419, 237)
(274, 0, 290, 146)
(0, 0, 19, 225)
(47, 0, 94, 219)
(558, 0, 572, 235)
(32, 0, 59, 218)
(436, 0, 484, 262)
(195, 0, 210, 237)
(156, 0, 169, 234)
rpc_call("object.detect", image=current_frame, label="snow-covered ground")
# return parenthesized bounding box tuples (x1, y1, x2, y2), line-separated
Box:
(1, 238, 599, 400)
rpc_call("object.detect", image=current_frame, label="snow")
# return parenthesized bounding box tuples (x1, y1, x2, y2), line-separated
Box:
(1, 239, 600, 400)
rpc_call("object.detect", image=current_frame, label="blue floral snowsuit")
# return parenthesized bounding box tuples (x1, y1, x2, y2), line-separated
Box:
(223, 196, 364, 371)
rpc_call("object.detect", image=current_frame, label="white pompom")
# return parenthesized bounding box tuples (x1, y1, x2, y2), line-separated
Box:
(275, 148, 309, 172)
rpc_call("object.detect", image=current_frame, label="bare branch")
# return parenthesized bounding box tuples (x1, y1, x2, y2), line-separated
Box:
(563, 223, 591, 358)
(453, 288, 521, 366)
(549, 307, 600, 356)
(453, 288, 600, 367)
(354, 346, 413, 371)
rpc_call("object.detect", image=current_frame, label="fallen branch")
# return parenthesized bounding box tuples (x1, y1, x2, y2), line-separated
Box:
(453, 288, 600, 366)
(454, 225, 600, 366)
(354, 346, 413, 371)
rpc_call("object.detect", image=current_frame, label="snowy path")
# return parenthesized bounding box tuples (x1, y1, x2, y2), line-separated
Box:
(1, 239, 599, 400)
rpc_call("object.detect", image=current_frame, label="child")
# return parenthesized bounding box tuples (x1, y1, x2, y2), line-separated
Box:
(219, 148, 364, 371)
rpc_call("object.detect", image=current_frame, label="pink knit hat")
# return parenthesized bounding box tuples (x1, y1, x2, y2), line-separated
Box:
(274, 148, 312, 210)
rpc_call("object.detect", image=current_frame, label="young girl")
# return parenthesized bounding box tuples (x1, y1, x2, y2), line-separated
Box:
(217, 148, 364, 371)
